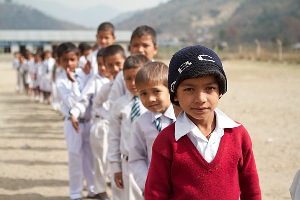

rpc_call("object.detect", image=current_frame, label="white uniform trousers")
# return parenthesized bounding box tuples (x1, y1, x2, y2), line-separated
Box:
(90, 118, 109, 193)
(121, 157, 144, 200)
(64, 119, 95, 199)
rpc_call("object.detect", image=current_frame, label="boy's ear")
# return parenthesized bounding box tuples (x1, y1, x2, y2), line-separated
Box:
(153, 45, 158, 56)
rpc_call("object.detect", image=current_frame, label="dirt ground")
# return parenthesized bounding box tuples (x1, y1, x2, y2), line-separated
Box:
(0, 59, 299, 200)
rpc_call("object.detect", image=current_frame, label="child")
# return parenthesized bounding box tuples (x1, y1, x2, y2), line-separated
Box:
(34, 51, 44, 102)
(107, 54, 150, 200)
(128, 61, 176, 192)
(88, 22, 116, 76)
(55, 42, 96, 200)
(41, 50, 55, 104)
(144, 45, 262, 199)
(92, 44, 127, 200)
(69, 48, 111, 200)
(25, 49, 35, 97)
(12, 52, 21, 92)
(78, 42, 93, 69)
(108, 25, 158, 107)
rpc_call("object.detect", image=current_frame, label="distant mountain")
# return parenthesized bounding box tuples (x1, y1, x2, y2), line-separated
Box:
(217, 0, 300, 45)
(116, 0, 300, 45)
(11, 0, 122, 28)
(0, 2, 88, 29)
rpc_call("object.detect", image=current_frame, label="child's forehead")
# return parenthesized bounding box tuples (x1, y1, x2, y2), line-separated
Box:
(97, 30, 114, 36)
(137, 81, 166, 89)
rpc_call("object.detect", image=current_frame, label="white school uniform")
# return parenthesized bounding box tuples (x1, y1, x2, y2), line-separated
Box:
(128, 104, 176, 191)
(93, 79, 124, 200)
(107, 71, 129, 103)
(70, 74, 110, 194)
(107, 92, 147, 200)
(36, 61, 44, 88)
(12, 57, 21, 91)
(87, 49, 100, 76)
(19, 60, 28, 92)
(26, 58, 35, 86)
(56, 69, 96, 199)
(40, 57, 55, 92)
(51, 65, 63, 111)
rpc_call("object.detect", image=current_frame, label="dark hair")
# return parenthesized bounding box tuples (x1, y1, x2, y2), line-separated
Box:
(96, 48, 105, 57)
(123, 54, 150, 70)
(97, 22, 115, 37)
(56, 42, 79, 58)
(78, 42, 92, 54)
(102, 44, 126, 62)
(130, 25, 157, 46)
(135, 61, 168, 87)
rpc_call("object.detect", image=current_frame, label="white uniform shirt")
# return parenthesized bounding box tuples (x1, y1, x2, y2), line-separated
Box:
(70, 74, 109, 119)
(55, 70, 81, 118)
(107, 92, 147, 174)
(74, 67, 92, 91)
(107, 71, 129, 104)
(12, 58, 20, 70)
(92, 80, 113, 120)
(175, 108, 240, 163)
(129, 104, 176, 190)
(87, 49, 99, 76)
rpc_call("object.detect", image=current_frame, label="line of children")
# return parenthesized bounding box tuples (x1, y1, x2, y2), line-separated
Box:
(107, 54, 150, 200)
(92, 44, 127, 200)
(13, 23, 262, 200)
(128, 61, 176, 192)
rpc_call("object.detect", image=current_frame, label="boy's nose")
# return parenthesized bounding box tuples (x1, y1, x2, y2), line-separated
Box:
(196, 92, 207, 103)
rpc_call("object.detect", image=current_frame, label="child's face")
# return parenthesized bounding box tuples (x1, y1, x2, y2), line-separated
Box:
(137, 82, 171, 114)
(96, 31, 115, 48)
(104, 53, 124, 78)
(97, 56, 110, 78)
(124, 67, 140, 96)
(83, 49, 93, 57)
(44, 52, 52, 59)
(59, 52, 79, 72)
(130, 35, 158, 60)
(174, 76, 221, 126)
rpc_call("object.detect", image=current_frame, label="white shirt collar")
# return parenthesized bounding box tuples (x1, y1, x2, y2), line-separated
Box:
(151, 104, 176, 123)
(175, 108, 240, 141)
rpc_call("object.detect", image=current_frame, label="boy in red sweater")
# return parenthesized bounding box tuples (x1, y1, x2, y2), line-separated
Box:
(144, 45, 261, 200)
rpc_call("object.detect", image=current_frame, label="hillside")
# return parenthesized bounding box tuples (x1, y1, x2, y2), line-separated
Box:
(0, 2, 87, 30)
(218, 0, 300, 45)
(116, 0, 300, 45)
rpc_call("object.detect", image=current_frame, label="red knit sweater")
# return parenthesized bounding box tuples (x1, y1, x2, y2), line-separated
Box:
(144, 123, 261, 200)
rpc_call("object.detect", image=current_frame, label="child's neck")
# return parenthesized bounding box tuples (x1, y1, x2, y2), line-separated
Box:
(194, 114, 216, 138)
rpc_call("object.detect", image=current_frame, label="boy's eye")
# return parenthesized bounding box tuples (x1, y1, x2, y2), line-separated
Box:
(139, 92, 146, 96)
(206, 86, 216, 91)
(183, 88, 193, 91)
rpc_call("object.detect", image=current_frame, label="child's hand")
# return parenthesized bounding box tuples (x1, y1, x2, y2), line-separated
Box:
(66, 67, 76, 82)
(70, 115, 79, 132)
(82, 60, 91, 75)
(114, 172, 124, 189)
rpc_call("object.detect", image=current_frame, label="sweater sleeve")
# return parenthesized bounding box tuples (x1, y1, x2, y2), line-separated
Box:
(238, 126, 262, 200)
(144, 127, 174, 200)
